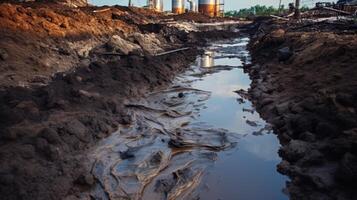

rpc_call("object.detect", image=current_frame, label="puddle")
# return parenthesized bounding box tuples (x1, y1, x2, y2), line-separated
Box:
(87, 37, 287, 200)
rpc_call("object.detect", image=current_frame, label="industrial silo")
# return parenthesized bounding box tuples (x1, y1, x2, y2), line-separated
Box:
(154, 0, 164, 12)
(198, 0, 215, 17)
(147, 0, 164, 12)
(172, 0, 185, 14)
(198, 0, 224, 17)
(188, 0, 198, 12)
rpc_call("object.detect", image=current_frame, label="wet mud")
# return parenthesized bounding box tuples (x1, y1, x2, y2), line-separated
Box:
(244, 18, 357, 199)
(0, 2, 254, 200)
(85, 37, 287, 200)
(88, 66, 237, 200)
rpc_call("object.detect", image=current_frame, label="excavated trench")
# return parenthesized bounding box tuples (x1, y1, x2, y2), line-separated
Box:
(87, 37, 288, 200)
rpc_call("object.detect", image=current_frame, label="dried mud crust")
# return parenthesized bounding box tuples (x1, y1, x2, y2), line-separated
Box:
(245, 18, 357, 199)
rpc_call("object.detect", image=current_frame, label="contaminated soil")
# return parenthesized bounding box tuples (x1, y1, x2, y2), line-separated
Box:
(2, 1, 357, 200)
(0, 2, 241, 200)
(243, 17, 357, 199)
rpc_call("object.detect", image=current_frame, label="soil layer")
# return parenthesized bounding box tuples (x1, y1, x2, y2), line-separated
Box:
(0, 2, 239, 200)
(245, 17, 357, 199)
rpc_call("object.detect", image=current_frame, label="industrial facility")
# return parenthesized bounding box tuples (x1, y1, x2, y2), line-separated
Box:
(147, 0, 164, 12)
(175, 0, 224, 16)
(146, 0, 224, 16)
(172, 0, 185, 14)
(197, 0, 224, 17)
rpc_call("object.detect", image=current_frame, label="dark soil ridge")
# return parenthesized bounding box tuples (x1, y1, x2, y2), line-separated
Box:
(244, 18, 357, 199)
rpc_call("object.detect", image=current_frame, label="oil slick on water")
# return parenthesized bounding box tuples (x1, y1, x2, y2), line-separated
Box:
(87, 37, 288, 200)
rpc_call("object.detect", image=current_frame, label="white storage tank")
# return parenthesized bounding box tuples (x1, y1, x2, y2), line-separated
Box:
(154, 0, 164, 12)
(148, 0, 164, 12)
(188, 0, 198, 12)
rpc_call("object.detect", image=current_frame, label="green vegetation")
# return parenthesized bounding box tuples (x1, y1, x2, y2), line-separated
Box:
(300, 6, 310, 12)
(225, 4, 310, 18)
(225, 5, 281, 18)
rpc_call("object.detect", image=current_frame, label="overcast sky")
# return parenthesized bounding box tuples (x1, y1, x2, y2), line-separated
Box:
(90, 0, 336, 11)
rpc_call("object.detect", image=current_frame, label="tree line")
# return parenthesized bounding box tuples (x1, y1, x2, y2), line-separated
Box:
(225, 4, 309, 18)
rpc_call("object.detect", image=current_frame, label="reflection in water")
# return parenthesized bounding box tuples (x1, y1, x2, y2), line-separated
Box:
(192, 38, 288, 200)
(87, 37, 287, 200)
(214, 57, 242, 66)
(200, 50, 215, 68)
(242, 134, 281, 161)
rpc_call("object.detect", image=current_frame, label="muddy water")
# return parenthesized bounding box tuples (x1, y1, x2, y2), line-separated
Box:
(87, 37, 287, 200)
(191, 38, 288, 200)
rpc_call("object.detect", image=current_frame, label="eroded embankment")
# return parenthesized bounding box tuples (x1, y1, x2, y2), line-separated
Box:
(245, 18, 357, 199)
(0, 2, 242, 200)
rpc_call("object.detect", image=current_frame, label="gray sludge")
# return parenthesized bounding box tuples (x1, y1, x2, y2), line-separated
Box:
(86, 82, 238, 199)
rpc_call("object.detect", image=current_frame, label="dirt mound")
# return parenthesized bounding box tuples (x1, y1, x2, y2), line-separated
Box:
(0, 2, 176, 88)
(246, 18, 357, 199)
(0, 3, 152, 37)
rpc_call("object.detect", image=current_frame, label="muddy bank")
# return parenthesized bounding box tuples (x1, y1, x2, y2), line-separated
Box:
(0, 2, 243, 200)
(245, 18, 357, 199)
(0, 47, 200, 200)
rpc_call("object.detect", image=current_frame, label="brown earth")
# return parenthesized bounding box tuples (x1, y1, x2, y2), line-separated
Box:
(0, 2, 163, 87)
(0, 2, 240, 200)
(244, 18, 357, 199)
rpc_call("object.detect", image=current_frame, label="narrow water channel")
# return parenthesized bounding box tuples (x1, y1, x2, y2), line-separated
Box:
(88, 37, 288, 200)
(190, 38, 288, 200)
